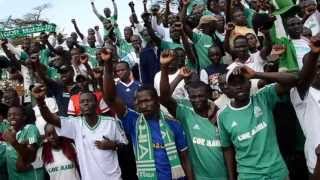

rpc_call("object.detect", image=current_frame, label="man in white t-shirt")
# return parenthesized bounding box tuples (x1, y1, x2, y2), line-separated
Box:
(290, 35, 320, 175)
(32, 85, 128, 180)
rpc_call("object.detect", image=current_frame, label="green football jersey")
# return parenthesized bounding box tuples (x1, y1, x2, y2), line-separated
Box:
(5, 124, 44, 180)
(176, 99, 227, 180)
(218, 84, 288, 179)
(192, 32, 213, 69)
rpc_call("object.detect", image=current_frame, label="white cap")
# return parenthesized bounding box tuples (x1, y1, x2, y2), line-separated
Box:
(226, 62, 244, 84)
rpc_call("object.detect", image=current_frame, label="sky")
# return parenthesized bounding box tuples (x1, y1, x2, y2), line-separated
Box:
(0, 0, 145, 36)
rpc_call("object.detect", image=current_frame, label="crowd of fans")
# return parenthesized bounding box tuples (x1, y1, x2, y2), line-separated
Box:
(0, 0, 320, 179)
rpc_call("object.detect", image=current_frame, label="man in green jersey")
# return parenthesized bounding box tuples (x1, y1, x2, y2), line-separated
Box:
(217, 62, 300, 179)
(159, 50, 228, 180)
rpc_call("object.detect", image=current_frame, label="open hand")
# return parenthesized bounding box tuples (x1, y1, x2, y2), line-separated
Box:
(160, 49, 175, 65)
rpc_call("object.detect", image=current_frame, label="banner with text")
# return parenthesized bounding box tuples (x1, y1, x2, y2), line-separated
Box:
(0, 23, 56, 39)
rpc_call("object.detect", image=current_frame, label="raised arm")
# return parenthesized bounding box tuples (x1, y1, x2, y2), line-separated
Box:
(179, 0, 193, 39)
(142, 12, 161, 47)
(91, 1, 106, 22)
(296, 35, 320, 99)
(237, 65, 299, 96)
(101, 48, 126, 117)
(224, 23, 235, 55)
(143, 0, 148, 13)
(160, 50, 178, 116)
(111, 0, 118, 20)
(163, 0, 171, 27)
(0, 41, 21, 69)
(32, 85, 61, 127)
(71, 19, 84, 40)
(129, 1, 139, 24)
(94, 26, 104, 47)
(2, 40, 24, 59)
(177, 22, 197, 66)
(259, 29, 273, 60)
(41, 33, 60, 55)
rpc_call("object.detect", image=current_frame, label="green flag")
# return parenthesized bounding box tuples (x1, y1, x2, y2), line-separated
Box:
(0, 23, 56, 39)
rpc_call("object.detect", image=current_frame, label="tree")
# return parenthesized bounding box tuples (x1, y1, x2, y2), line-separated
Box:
(0, 3, 51, 29)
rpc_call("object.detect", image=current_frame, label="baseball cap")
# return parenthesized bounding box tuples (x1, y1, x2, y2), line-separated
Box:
(197, 15, 217, 28)
(226, 62, 244, 84)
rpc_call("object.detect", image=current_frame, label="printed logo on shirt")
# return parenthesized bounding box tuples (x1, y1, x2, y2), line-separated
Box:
(254, 106, 263, 118)
(192, 124, 201, 130)
(204, 44, 211, 48)
(237, 121, 267, 142)
(47, 164, 75, 174)
(192, 137, 221, 147)
(231, 121, 238, 128)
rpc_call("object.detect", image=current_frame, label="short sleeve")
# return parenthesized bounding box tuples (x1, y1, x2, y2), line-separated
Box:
(256, 84, 280, 109)
(176, 100, 191, 125)
(217, 114, 232, 147)
(290, 87, 305, 105)
(119, 109, 139, 135)
(200, 69, 209, 84)
(153, 72, 161, 96)
(55, 116, 77, 140)
(168, 121, 188, 152)
(67, 98, 76, 115)
(25, 125, 41, 146)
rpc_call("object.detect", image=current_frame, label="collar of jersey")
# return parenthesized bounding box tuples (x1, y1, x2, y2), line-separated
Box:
(82, 116, 101, 131)
(228, 98, 252, 111)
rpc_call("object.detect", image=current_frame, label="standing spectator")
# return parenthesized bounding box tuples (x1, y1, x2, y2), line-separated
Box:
(32, 85, 128, 180)
(102, 49, 194, 180)
(290, 34, 320, 175)
(115, 61, 141, 109)
(160, 50, 228, 180)
(218, 64, 298, 179)
(2, 106, 44, 180)
(42, 124, 80, 180)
